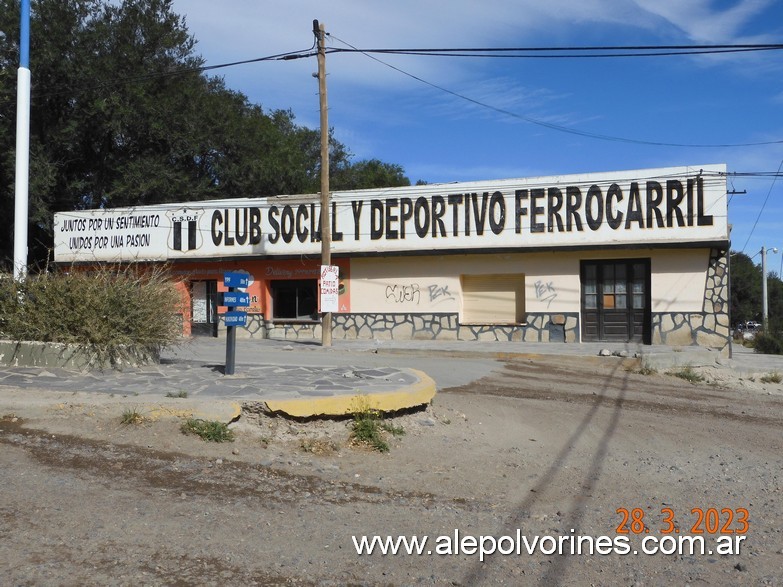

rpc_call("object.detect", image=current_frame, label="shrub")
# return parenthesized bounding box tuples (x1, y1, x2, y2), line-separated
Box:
(0, 264, 182, 364)
(753, 332, 783, 355)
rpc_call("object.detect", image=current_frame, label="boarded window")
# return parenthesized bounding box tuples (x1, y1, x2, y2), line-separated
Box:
(461, 274, 525, 324)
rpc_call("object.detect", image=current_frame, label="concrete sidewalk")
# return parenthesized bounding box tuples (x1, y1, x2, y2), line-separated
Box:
(1, 336, 781, 421)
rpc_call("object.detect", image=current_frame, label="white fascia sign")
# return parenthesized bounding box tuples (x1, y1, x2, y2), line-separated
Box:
(53, 164, 728, 263)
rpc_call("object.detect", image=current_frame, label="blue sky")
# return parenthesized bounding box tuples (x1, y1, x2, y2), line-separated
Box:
(173, 0, 783, 270)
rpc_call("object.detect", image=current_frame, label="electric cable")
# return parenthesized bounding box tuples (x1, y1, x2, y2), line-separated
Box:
(329, 34, 783, 149)
(739, 158, 783, 253)
(326, 43, 783, 59)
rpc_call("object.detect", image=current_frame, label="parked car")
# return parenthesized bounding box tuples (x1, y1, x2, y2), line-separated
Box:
(733, 321, 762, 341)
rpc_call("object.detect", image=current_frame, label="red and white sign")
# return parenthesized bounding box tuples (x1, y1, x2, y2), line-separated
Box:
(320, 265, 340, 313)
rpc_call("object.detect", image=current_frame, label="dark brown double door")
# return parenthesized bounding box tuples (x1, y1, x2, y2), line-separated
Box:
(581, 259, 651, 344)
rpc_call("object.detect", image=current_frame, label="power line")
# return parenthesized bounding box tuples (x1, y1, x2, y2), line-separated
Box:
(328, 34, 783, 149)
(29, 47, 316, 100)
(11, 41, 782, 102)
(326, 43, 783, 59)
(740, 158, 783, 253)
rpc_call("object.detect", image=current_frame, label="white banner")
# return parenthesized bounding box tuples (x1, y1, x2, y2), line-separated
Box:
(54, 164, 728, 263)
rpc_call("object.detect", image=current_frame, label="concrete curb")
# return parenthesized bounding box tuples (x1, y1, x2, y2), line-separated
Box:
(262, 368, 437, 418)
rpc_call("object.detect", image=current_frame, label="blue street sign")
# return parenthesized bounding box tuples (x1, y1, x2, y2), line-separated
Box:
(223, 311, 247, 327)
(224, 271, 249, 288)
(222, 292, 250, 307)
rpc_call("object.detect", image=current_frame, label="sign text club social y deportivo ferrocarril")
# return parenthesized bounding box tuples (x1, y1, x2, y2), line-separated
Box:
(54, 165, 728, 263)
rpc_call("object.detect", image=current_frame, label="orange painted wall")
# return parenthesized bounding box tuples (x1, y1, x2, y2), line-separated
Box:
(170, 258, 351, 335)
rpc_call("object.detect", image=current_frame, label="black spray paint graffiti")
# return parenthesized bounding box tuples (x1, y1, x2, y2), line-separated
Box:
(386, 284, 421, 304)
(427, 284, 453, 304)
(535, 280, 557, 308)
(384, 283, 455, 306)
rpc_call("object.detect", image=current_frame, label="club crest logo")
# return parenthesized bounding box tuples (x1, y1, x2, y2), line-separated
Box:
(167, 208, 204, 252)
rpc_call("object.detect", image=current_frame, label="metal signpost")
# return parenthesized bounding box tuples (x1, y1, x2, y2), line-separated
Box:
(223, 271, 249, 375)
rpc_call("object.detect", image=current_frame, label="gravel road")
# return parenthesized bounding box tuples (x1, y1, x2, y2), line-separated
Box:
(1, 354, 782, 585)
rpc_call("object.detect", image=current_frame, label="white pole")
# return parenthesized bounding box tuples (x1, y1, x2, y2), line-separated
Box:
(13, 0, 31, 281)
(13, 67, 30, 281)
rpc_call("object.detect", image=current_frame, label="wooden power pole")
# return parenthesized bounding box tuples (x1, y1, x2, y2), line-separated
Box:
(314, 20, 332, 347)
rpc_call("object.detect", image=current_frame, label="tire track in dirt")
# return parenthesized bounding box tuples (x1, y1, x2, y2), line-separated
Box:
(443, 356, 783, 427)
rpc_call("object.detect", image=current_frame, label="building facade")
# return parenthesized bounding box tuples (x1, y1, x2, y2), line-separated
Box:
(54, 164, 731, 351)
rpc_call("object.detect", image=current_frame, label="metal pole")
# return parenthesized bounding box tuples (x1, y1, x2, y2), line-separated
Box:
(727, 250, 732, 358)
(13, 0, 31, 281)
(762, 246, 768, 332)
(225, 324, 236, 375)
(315, 20, 332, 347)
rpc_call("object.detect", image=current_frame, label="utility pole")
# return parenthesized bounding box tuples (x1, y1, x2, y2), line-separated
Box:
(761, 245, 779, 332)
(314, 19, 332, 347)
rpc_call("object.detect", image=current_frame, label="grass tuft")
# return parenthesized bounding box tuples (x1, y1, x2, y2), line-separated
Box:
(120, 408, 146, 426)
(348, 397, 405, 453)
(180, 418, 234, 442)
(165, 390, 188, 398)
(668, 364, 704, 384)
(760, 372, 782, 384)
(636, 362, 657, 376)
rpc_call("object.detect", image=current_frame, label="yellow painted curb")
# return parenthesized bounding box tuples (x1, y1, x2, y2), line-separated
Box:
(263, 368, 437, 418)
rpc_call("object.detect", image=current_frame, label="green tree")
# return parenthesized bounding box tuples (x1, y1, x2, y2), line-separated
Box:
(0, 0, 410, 269)
(729, 251, 783, 332)
(332, 158, 410, 191)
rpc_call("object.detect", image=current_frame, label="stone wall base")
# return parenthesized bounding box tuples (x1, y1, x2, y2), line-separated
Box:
(237, 313, 581, 343)
(214, 309, 730, 354)
(651, 312, 730, 353)
(0, 339, 160, 370)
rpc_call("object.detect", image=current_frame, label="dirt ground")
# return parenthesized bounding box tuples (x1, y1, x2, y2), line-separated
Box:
(1, 355, 783, 586)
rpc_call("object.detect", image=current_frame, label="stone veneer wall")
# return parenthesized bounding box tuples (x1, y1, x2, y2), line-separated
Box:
(651, 248, 730, 352)
(219, 314, 267, 339)
(456, 314, 579, 342)
(254, 312, 580, 343)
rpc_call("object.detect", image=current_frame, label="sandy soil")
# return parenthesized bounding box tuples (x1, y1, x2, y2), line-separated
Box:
(1, 355, 782, 586)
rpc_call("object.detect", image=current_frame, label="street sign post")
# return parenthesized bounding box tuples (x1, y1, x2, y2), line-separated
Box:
(222, 291, 250, 307)
(223, 311, 248, 327)
(224, 271, 249, 289)
(223, 271, 249, 375)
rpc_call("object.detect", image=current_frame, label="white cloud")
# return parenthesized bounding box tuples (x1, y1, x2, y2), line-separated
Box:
(631, 0, 776, 43)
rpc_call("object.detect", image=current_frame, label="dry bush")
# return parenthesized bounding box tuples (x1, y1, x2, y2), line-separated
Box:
(0, 264, 182, 364)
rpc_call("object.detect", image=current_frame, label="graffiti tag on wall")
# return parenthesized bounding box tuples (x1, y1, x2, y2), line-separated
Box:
(384, 283, 456, 306)
(534, 280, 557, 308)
